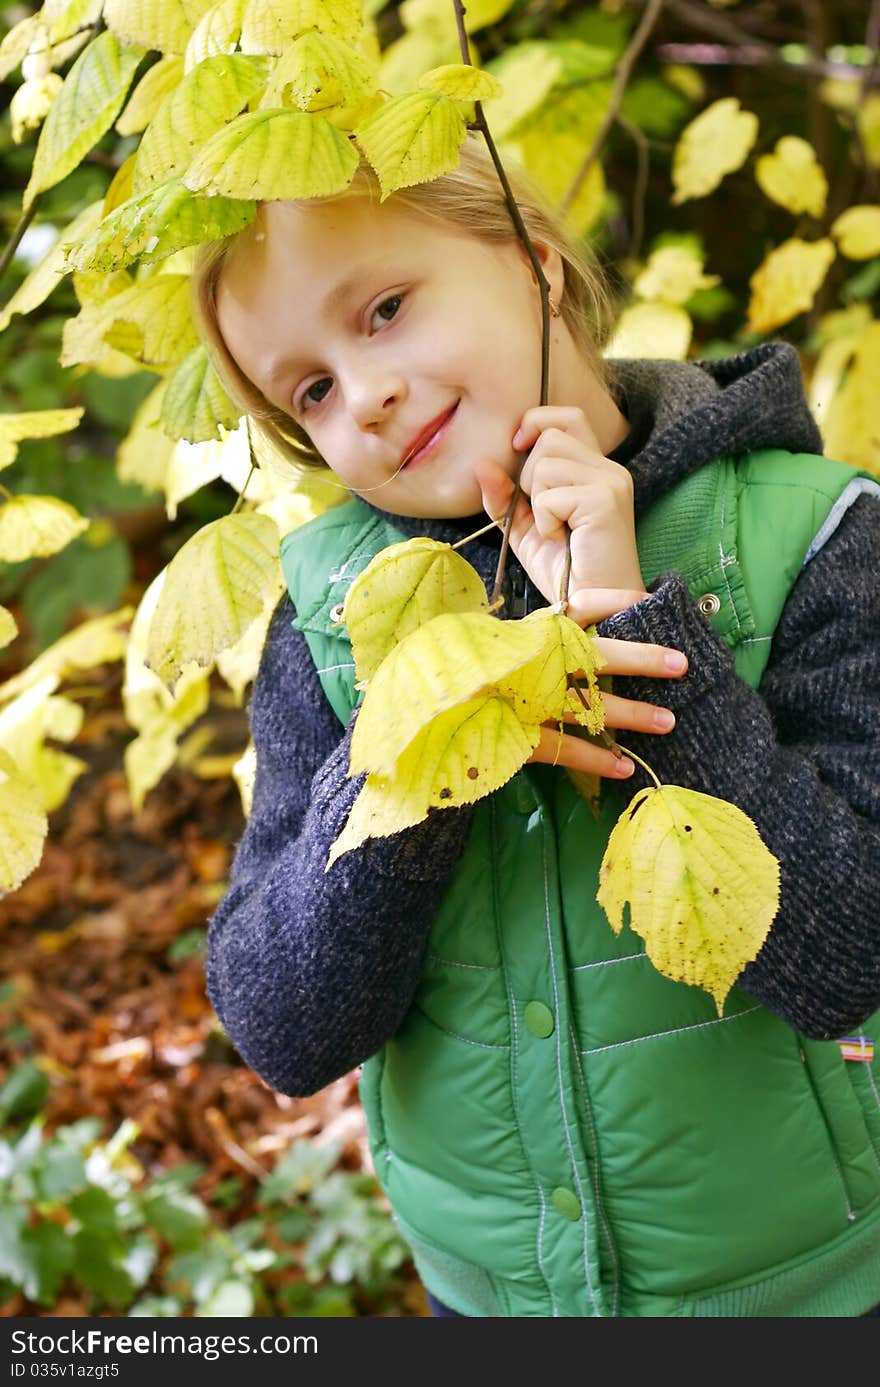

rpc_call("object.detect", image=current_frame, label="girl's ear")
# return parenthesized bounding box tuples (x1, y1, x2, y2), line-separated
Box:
(516, 237, 565, 307)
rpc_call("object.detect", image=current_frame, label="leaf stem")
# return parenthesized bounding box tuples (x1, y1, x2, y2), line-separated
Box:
(0, 196, 40, 286)
(614, 741, 662, 790)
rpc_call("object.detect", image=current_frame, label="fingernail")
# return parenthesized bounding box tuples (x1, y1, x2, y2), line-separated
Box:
(653, 708, 675, 730)
(615, 758, 635, 776)
(513, 428, 524, 448)
(665, 652, 687, 673)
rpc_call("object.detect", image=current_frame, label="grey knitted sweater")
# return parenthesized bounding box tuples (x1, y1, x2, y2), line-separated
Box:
(205, 343, 880, 1097)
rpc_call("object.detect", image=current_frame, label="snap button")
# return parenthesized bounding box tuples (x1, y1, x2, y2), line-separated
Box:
(551, 1187, 581, 1221)
(524, 1001, 555, 1038)
(698, 592, 721, 617)
(329, 602, 345, 623)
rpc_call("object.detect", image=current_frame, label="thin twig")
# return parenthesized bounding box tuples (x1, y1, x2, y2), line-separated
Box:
(452, 0, 553, 610)
(0, 196, 39, 285)
(558, 0, 665, 220)
(616, 112, 650, 261)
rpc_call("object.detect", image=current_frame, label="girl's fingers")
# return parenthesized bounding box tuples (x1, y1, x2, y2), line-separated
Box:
(526, 725, 635, 780)
(593, 636, 688, 679)
(568, 690, 676, 734)
(567, 588, 651, 624)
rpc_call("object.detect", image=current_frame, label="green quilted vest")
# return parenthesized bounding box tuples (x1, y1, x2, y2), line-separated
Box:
(281, 450, 880, 1317)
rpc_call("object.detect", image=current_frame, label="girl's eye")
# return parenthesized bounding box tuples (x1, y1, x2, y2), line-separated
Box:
(372, 293, 402, 325)
(303, 377, 332, 408)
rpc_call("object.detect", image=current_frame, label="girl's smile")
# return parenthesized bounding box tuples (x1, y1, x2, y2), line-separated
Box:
(214, 192, 625, 520)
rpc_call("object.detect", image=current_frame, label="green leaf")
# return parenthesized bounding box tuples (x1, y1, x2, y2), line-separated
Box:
(35, 1144, 87, 1202)
(259, 1139, 340, 1204)
(134, 53, 270, 193)
(145, 512, 280, 688)
(23, 531, 131, 652)
(354, 89, 467, 199)
(67, 179, 256, 274)
(0, 1060, 49, 1122)
(196, 1277, 254, 1316)
(142, 1186, 209, 1249)
(24, 32, 145, 209)
(183, 108, 359, 199)
(416, 63, 502, 103)
(104, 0, 217, 56)
(0, 1204, 31, 1289)
(21, 1221, 74, 1305)
(160, 344, 240, 442)
(72, 1228, 135, 1307)
(70, 1186, 120, 1235)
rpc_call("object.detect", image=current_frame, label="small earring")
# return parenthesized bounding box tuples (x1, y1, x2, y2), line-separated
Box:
(549, 297, 560, 318)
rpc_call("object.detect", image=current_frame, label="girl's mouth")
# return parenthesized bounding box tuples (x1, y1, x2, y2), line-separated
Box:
(402, 401, 459, 470)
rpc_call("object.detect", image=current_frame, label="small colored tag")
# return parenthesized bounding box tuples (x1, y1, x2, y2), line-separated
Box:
(838, 1036, 874, 1062)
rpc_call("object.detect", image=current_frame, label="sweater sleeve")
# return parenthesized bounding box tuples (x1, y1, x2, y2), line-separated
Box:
(596, 492, 880, 1039)
(205, 593, 475, 1096)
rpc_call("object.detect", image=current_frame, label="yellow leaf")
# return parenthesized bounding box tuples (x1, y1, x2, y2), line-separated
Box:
(61, 274, 198, 371)
(0, 16, 43, 84)
(507, 125, 606, 237)
(671, 97, 759, 205)
(417, 63, 502, 103)
(104, 0, 216, 55)
(0, 408, 84, 472)
(604, 302, 693, 361)
(0, 676, 86, 812)
(0, 609, 132, 707)
(259, 31, 376, 113)
(163, 420, 251, 519)
(0, 495, 89, 563)
(117, 380, 174, 493)
(808, 333, 860, 434)
(831, 205, 880, 261)
(378, 29, 466, 99)
(747, 237, 836, 335)
(24, 32, 144, 208)
(184, 0, 246, 72)
(597, 784, 780, 1013)
(342, 536, 489, 685)
(354, 89, 467, 199)
(231, 740, 257, 816)
(496, 608, 605, 730)
(133, 53, 270, 193)
(328, 696, 540, 869)
(45, 0, 104, 48)
(183, 108, 359, 200)
(858, 93, 880, 169)
(123, 569, 211, 807)
(754, 135, 827, 218)
(350, 611, 553, 777)
(116, 54, 184, 135)
(240, 0, 363, 54)
(401, 0, 515, 34)
(633, 245, 719, 305)
(480, 45, 561, 140)
(216, 573, 284, 703)
(0, 607, 17, 651)
(103, 150, 138, 215)
(10, 73, 63, 143)
(822, 320, 880, 477)
(0, 200, 102, 333)
(0, 747, 48, 893)
(145, 512, 280, 689)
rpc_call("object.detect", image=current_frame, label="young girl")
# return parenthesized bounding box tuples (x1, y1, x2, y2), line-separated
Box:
(196, 136, 880, 1318)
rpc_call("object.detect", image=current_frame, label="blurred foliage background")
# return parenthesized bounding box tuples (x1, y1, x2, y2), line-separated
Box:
(0, 0, 877, 1317)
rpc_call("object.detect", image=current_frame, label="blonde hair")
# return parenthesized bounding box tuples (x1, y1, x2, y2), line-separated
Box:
(192, 133, 614, 470)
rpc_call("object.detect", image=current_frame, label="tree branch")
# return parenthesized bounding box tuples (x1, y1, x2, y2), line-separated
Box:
(0, 197, 40, 286)
(558, 0, 665, 220)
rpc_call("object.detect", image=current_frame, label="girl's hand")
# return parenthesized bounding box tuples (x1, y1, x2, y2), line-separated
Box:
(527, 614, 689, 780)
(474, 404, 648, 623)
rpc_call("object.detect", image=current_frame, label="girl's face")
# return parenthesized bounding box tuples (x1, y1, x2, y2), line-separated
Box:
(216, 193, 574, 519)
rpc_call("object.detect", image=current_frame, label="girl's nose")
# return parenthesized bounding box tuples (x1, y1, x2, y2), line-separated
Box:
(347, 371, 407, 430)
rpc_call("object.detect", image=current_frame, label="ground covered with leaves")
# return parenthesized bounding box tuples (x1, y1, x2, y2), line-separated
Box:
(0, 665, 426, 1317)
